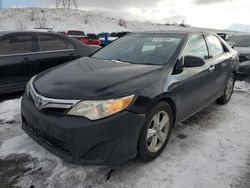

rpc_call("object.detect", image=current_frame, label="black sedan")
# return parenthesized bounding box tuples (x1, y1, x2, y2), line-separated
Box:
(0, 31, 100, 94)
(227, 34, 250, 74)
(21, 31, 239, 166)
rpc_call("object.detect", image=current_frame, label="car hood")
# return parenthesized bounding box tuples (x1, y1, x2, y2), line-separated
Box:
(34, 57, 164, 99)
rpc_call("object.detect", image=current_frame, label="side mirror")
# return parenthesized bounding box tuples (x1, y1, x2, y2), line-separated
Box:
(184, 56, 205, 68)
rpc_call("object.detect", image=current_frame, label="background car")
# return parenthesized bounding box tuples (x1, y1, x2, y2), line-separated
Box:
(81, 33, 100, 46)
(0, 31, 100, 94)
(64, 30, 86, 40)
(227, 34, 250, 74)
(217, 32, 232, 41)
(116, 31, 132, 38)
(21, 31, 239, 166)
(97, 32, 118, 46)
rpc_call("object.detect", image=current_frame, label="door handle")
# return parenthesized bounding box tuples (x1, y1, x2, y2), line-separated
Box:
(23, 57, 31, 63)
(209, 65, 215, 72)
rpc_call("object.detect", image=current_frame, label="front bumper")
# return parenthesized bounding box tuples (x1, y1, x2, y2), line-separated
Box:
(21, 95, 145, 166)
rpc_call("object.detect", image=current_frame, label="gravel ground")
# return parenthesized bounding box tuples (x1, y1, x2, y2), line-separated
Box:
(0, 79, 249, 188)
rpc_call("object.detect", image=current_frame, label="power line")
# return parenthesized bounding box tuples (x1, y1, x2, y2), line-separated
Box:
(56, 0, 78, 10)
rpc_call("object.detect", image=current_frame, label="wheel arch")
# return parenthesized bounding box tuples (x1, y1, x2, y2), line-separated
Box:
(147, 95, 177, 126)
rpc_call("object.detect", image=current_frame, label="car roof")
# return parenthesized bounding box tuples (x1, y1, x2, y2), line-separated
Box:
(132, 30, 217, 36)
(0, 31, 65, 37)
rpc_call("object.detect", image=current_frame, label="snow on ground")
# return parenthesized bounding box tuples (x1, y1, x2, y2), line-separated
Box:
(0, 8, 230, 34)
(0, 81, 250, 188)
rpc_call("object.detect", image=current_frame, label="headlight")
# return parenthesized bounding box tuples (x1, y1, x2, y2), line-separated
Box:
(26, 76, 36, 97)
(67, 95, 135, 120)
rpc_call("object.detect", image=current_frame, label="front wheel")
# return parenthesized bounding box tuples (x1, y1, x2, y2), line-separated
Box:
(137, 102, 173, 162)
(216, 74, 235, 104)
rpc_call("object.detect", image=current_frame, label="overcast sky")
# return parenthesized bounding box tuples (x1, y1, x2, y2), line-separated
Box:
(3, 0, 250, 30)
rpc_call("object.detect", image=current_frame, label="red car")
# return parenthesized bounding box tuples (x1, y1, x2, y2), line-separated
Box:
(59, 30, 100, 46)
(81, 34, 100, 46)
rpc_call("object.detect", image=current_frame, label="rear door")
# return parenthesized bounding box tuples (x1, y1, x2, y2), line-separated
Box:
(205, 34, 235, 100)
(174, 34, 214, 121)
(0, 33, 36, 93)
(34, 33, 78, 74)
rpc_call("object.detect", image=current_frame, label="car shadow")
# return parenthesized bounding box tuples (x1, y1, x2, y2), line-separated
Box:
(0, 92, 24, 103)
(236, 73, 250, 82)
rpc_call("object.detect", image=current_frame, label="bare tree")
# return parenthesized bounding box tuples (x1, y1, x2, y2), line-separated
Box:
(30, 9, 36, 21)
(118, 19, 127, 27)
(16, 19, 27, 31)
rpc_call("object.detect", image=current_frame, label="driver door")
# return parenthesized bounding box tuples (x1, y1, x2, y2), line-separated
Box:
(173, 34, 214, 121)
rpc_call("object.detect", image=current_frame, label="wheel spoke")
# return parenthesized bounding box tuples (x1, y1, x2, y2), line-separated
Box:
(153, 113, 160, 128)
(158, 131, 167, 143)
(159, 115, 169, 130)
(147, 129, 157, 140)
(149, 135, 158, 151)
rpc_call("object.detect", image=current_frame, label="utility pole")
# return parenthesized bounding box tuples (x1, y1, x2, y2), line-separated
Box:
(0, 0, 3, 9)
(56, 0, 78, 10)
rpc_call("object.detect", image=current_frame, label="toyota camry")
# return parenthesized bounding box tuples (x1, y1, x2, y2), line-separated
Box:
(21, 31, 239, 166)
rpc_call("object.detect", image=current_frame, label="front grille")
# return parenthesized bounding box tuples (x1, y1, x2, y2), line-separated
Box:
(23, 117, 71, 154)
(28, 85, 79, 113)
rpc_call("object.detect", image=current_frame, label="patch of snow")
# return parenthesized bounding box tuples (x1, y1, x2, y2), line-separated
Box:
(234, 81, 250, 93)
(0, 98, 21, 122)
(0, 8, 228, 34)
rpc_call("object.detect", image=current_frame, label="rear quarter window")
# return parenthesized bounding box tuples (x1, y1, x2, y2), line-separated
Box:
(0, 35, 33, 55)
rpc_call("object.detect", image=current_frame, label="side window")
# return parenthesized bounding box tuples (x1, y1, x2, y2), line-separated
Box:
(183, 34, 209, 60)
(39, 35, 74, 52)
(206, 35, 224, 57)
(0, 35, 33, 55)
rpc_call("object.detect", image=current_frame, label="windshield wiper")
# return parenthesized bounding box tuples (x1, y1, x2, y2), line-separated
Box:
(111, 59, 131, 64)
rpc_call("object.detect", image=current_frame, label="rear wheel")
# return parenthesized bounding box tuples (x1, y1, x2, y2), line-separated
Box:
(216, 74, 235, 104)
(138, 102, 173, 162)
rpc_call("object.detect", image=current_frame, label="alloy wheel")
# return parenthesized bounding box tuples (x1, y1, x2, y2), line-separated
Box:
(146, 111, 170, 153)
(225, 77, 234, 100)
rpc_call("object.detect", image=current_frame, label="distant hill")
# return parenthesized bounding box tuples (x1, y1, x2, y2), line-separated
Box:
(0, 8, 231, 34)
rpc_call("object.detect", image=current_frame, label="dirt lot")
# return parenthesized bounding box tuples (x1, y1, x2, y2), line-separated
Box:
(0, 77, 250, 188)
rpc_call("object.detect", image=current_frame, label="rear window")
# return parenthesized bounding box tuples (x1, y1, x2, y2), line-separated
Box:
(67, 31, 85, 36)
(0, 35, 33, 55)
(38, 35, 74, 52)
(87, 34, 98, 39)
(97, 33, 110, 38)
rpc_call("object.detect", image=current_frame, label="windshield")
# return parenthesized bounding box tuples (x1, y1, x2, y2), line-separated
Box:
(92, 33, 184, 65)
(228, 35, 250, 47)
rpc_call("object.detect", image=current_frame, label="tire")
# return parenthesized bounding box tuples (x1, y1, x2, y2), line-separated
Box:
(216, 74, 235, 105)
(138, 102, 173, 162)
